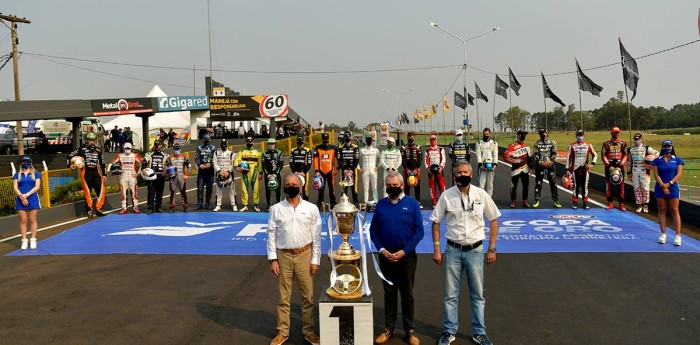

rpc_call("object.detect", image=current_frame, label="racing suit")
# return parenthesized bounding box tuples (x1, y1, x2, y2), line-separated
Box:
(233, 148, 263, 207)
(627, 143, 658, 206)
(532, 139, 559, 203)
(359, 145, 380, 205)
(401, 142, 422, 198)
(313, 143, 338, 208)
(262, 148, 284, 207)
(195, 143, 217, 208)
(290, 146, 313, 200)
(338, 143, 360, 203)
(143, 150, 168, 210)
(504, 141, 531, 203)
(448, 140, 470, 184)
(475, 138, 498, 196)
(214, 148, 237, 209)
(110, 151, 142, 210)
(67, 145, 106, 213)
(566, 141, 598, 204)
(166, 153, 190, 210)
(425, 145, 446, 205)
(601, 139, 628, 203)
(379, 146, 402, 198)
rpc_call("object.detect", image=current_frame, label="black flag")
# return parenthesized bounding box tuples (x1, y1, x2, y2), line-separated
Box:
(454, 91, 468, 110)
(619, 38, 639, 100)
(495, 75, 509, 99)
(467, 93, 475, 106)
(475, 82, 488, 102)
(508, 67, 522, 96)
(576, 59, 603, 96)
(541, 72, 566, 107)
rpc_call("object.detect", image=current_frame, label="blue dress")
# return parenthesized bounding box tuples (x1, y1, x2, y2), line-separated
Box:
(652, 156, 684, 199)
(14, 171, 42, 210)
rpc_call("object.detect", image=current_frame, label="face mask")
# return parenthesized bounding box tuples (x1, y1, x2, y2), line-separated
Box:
(173, 150, 180, 155)
(661, 148, 672, 155)
(322, 140, 329, 145)
(483, 136, 490, 142)
(386, 186, 402, 199)
(455, 136, 463, 142)
(246, 143, 254, 149)
(455, 175, 472, 187)
(154, 146, 161, 152)
(576, 136, 583, 143)
(408, 138, 414, 144)
(124, 149, 132, 154)
(634, 140, 641, 146)
(387, 143, 394, 149)
(21, 163, 30, 169)
(221, 144, 227, 150)
(345, 138, 351, 143)
(540, 134, 546, 140)
(88, 143, 95, 149)
(366, 139, 373, 146)
(612, 134, 619, 140)
(284, 186, 301, 198)
(297, 141, 304, 147)
(518, 135, 526, 142)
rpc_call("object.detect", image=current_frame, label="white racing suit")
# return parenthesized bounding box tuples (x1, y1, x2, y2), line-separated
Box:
(360, 145, 380, 205)
(111, 152, 142, 210)
(214, 149, 237, 208)
(475, 138, 498, 196)
(566, 141, 598, 204)
(379, 147, 402, 198)
(627, 144, 658, 206)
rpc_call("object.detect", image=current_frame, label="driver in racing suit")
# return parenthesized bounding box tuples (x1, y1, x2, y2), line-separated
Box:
(109, 142, 142, 214)
(234, 136, 263, 212)
(401, 132, 422, 203)
(337, 131, 360, 204)
(565, 130, 598, 210)
(532, 128, 560, 208)
(504, 130, 532, 208)
(475, 127, 498, 196)
(627, 133, 658, 213)
(448, 129, 469, 185)
(601, 126, 628, 211)
(262, 138, 284, 210)
(425, 134, 446, 207)
(67, 132, 106, 217)
(213, 139, 237, 212)
(290, 135, 313, 200)
(314, 133, 338, 209)
(143, 140, 169, 214)
(379, 136, 402, 198)
(359, 136, 380, 207)
(165, 143, 190, 212)
(195, 134, 217, 210)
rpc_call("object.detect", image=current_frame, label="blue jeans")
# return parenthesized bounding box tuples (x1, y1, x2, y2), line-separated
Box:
(442, 244, 486, 336)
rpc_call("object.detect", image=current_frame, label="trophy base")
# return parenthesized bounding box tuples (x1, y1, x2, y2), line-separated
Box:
(326, 287, 363, 300)
(333, 252, 361, 261)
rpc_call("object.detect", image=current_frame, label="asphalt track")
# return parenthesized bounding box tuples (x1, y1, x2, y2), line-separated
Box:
(1, 156, 699, 345)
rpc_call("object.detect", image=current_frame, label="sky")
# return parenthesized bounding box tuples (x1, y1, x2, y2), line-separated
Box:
(1, 0, 699, 130)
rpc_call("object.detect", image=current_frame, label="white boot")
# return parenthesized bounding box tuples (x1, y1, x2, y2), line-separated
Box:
(213, 205, 221, 212)
(20, 239, 28, 250)
(29, 238, 37, 249)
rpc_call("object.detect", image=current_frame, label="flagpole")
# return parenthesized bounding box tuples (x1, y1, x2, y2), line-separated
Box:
(576, 59, 584, 131)
(492, 87, 497, 133)
(476, 98, 480, 132)
(509, 87, 513, 133)
(623, 85, 632, 143)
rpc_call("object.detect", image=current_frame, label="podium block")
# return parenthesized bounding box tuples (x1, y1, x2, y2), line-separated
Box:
(319, 294, 373, 345)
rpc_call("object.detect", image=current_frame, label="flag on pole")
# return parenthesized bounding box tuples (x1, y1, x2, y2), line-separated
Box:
(475, 82, 488, 102)
(508, 67, 522, 96)
(541, 72, 566, 107)
(424, 106, 430, 120)
(401, 112, 409, 124)
(467, 93, 475, 106)
(576, 59, 603, 96)
(619, 38, 639, 100)
(495, 75, 509, 99)
(443, 97, 451, 113)
(431, 103, 437, 115)
(454, 91, 468, 110)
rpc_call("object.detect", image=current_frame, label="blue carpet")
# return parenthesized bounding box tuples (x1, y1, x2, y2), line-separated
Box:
(7, 209, 700, 256)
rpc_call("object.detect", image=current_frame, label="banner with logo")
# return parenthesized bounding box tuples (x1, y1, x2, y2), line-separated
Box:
(379, 122, 390, 146)
(209, 95, 288, 120)
(157, 96, 209, 112)
(92, 98, 154, 116)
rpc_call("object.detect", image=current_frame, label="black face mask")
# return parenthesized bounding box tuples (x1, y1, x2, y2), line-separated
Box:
(246, 143, 254, 149)
(345, 138, 351, 143)
(455, 175, 472, 187)
(386, 186, 402, 199)
(483, 136, 490, 142)
(297, 141, 304, 147)
(408, 138, 414, 144)
(284, 186, 301, 198)
(221, 144, 227, 150)
(540, 134, 546, 141)
(322, 140, 329, 145)
(366, 140, 372, 146)
(518, 135, 526, 142)
(612, 134, 619, 140)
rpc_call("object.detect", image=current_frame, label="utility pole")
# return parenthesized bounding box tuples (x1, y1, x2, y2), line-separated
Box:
(0, 13, 31, 155)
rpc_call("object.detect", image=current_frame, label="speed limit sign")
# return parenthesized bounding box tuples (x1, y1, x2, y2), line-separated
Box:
(259, 95, 289, 118)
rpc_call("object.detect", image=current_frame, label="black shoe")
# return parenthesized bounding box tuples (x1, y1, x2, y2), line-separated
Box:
(183, 204, 189, 213)
(87, 210, 95, 218)
(154, 207, 163, 213)
(146, 208, 154, 215)
(169, 206, 175, 213)
(194, 204, 203, 210)
(95, 210, 105, 216)
(205, 203, 211, 210)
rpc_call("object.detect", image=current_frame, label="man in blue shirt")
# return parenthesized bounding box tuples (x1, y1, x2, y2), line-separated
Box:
(370, 171, 424, 345)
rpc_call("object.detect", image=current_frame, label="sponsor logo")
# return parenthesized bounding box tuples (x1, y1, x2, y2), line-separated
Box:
(157, 96, 209, 111)
(548, 215, 596, 220)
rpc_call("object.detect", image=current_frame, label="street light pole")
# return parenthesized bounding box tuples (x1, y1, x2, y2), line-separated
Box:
(1, 13, 31, 155)
(430, 23, 499, 137)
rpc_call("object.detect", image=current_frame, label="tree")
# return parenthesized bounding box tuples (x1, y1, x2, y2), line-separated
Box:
(496, 106, 530, 132)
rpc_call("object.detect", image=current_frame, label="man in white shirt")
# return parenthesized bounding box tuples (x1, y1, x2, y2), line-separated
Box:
(267, 174, 322, 345)
(430, 161, 500, 345)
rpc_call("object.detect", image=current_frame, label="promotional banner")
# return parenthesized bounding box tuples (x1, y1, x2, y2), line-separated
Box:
(209, 95, 288, 120)
(157, 96, 209, 112)
(8, 209, 700, 257)
(92, 98, 154, 116)
(379, 123, 389, 146)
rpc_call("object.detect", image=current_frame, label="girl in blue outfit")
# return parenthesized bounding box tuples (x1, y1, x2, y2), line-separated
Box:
(652, 140, 684, 246)
(13, 156, 42, 250)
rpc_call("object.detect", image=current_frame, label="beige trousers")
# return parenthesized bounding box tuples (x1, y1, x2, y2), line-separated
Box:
(276, 248, 315, 336)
